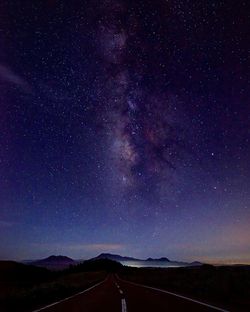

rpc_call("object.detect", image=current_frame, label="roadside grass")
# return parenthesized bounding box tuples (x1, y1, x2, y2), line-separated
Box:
(0, 268, 106, 312)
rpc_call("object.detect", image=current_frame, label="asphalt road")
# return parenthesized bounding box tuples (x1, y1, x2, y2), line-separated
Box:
(33, 274, 229, 312)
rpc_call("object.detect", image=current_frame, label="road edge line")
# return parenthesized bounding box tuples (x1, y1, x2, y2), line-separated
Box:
(32, 277, 108, 312)
(117, 275, 229, 312)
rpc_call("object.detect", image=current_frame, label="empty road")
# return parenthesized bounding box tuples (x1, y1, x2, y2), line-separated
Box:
(33, 274, 229, 312)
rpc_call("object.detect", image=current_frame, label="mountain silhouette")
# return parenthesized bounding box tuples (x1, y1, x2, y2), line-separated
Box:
(93, 253, 171, 262)
(30, 255, 75, 270)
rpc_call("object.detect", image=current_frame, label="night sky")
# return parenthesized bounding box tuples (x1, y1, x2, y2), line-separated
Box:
(0, 0, 249, 263)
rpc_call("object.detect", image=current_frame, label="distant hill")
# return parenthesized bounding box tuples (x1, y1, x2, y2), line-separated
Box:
(30, 255, 75, 270)
(93, 253, 141, 262)
(189, 261, 203, 266)
(94, 253, 171, 262)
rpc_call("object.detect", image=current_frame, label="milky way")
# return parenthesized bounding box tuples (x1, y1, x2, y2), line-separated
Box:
(93, 0, 190, 200)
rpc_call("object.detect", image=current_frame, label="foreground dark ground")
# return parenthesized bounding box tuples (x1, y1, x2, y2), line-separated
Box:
(0, 260, 250, 311)
(119, 264, 250, 312)
(0, 260, 109, 312)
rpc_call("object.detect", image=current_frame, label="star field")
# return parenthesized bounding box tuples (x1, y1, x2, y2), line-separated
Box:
(0, 0, 249, 263)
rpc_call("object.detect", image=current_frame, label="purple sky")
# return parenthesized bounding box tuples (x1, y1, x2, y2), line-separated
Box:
(0, 0, 249, 263)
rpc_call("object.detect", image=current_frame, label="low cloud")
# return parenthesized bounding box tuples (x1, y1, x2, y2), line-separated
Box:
(0, 63, 32, 93)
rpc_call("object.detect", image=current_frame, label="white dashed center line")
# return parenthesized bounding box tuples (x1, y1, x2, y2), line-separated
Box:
(121, 298, 127, 312)
(116, 282, 127, 312)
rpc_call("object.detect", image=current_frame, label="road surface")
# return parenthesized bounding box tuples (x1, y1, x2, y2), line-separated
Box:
(33, 274, 229, 312)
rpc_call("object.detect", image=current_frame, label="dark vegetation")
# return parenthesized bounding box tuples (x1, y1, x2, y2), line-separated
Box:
(119, 264, 250, 312)
(0, 259, 120, 312)
(67, 258, 123, 273)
